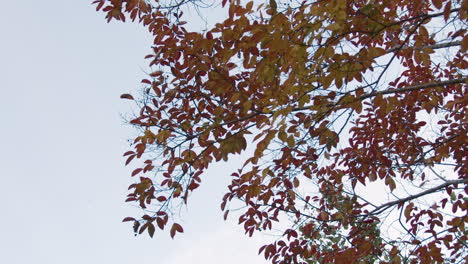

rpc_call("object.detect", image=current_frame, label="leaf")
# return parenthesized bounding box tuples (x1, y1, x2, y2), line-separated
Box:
(156, 217, 164, 230)
(404, 203, 414, 222)
(122, 217, 135, 222)
(148, 223, 155, 238)
(385, 176, 396, 192)
(269, 0, 277, 14)
(170, 67, 183, 79)
(120, 94, 134, 100)
(123, 151, 134, 156)
(245, 1, 254, 12)
(461, 35, 468, 52)
(125, 155, 136, 166)
(431, 0, 442, 9)
(170, 223, 184, 238)
(443, 1, 452, 22)
(131, 168, 143, 177)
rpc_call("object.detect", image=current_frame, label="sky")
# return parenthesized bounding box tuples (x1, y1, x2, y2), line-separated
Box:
(0, 1, 269, 263)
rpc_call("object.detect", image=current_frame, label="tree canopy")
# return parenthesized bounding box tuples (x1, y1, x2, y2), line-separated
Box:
(95, 0, 467, 263)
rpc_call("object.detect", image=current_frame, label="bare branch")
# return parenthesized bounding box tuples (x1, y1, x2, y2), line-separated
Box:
(387, 41, 462, 53)
(360, 78, 466, 100)
(370, 179, 468, 216)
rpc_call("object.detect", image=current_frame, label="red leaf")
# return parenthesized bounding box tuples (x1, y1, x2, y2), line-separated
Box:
(258, 245, 267, 255)
(155, 217, 164, 230)
(123, 151, 134, 156)
(443, 1, 452, 22)
(156, 211, 166, 216)
(125, 155, 136, 166)
(431, 0, 442, 9)
(132, 168, 143, 177)
(92, 0, 104, 11)
(170, 223, 184, 238)
(148, 223, 155, 238)
(120, 94, 134, 100)
(122, 217, 135, 222)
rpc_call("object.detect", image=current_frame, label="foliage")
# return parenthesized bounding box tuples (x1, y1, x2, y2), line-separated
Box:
(95, 0, 467, 263)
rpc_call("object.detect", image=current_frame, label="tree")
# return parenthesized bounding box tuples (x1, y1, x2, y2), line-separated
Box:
(95, 0, 467, 263)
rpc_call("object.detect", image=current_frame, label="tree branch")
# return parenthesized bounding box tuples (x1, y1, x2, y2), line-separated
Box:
(387, 41, 462, 54)
(360, 78, 466, 100)
(370, 178, 468, 216)
(296, 78, 465, 112)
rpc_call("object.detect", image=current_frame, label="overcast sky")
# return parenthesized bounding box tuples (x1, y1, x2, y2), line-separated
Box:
(0, 1, 269, 263)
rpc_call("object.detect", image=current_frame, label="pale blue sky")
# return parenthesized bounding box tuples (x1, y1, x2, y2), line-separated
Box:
(0, 1, 268, 263)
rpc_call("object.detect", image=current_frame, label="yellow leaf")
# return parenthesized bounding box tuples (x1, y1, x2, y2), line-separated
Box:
(245, 1, 253, 12)
(404, 203, 414, 222)
(327, 23, 341, 31)
(287, 135, 295, 148)
(278, 130, 288, 143)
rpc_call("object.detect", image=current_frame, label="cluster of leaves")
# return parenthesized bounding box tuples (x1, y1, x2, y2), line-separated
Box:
(95, 0, 467, 263)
